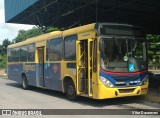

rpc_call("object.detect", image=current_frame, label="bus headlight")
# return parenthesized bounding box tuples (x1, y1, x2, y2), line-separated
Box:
(140, 75, 149, 85)
(100, 76, 114, 88)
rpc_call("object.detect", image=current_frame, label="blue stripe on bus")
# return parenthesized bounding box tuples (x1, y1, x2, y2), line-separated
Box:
(100, 70, 148, 87)
(8, 63, 63, 91)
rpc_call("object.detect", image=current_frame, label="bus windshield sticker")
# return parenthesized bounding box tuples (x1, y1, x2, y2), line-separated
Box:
(129, 64, 135, 72)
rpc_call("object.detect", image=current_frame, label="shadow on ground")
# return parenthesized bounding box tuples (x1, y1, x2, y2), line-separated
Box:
(149, 74, 160, 88)
(6, 82, 146, 108)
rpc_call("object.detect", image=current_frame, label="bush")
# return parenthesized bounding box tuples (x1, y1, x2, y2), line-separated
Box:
(0, 55, 7, 69)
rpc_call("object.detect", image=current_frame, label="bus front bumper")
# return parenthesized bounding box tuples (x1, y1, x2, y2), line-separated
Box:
(94, 82, 148, 99)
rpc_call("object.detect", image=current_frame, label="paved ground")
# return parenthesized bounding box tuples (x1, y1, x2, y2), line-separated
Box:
(0, 78, 160, 118)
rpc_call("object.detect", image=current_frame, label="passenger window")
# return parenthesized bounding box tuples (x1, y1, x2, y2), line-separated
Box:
(64, 35, 77, 60)
(14, 48, 20, 62)
(20, 46, 28, 62)
(8, 49, 12, 62)
(49, 38, 63, 61)
(28, 44, 35, 62)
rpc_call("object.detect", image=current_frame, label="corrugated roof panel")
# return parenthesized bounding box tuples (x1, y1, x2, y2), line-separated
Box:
(5, 0, 38, 22)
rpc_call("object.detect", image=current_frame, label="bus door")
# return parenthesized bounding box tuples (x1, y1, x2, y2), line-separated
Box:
(37, 47, 45, 87)
(76, 39, 93, 97)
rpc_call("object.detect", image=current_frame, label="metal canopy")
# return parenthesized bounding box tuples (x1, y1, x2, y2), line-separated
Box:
(5, 0, 160, 34)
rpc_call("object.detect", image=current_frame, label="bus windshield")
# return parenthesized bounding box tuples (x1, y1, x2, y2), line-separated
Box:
(100, 37, 147, 72)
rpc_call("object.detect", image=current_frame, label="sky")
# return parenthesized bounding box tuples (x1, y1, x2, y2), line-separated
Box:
(0, 0, 33, 45)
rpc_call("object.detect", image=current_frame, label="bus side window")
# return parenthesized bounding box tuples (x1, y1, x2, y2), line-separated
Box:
(49, 38, 63, 61)
(14, 48, 20, 62)
(8, 49, 12, 62)
(9, 48, 20, 62)
(28, 44, 35, 62)
(20, 45, 28, 62)
(64, 35, 77, 61)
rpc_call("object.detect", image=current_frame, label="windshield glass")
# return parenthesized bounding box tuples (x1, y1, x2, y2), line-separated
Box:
(100, 37, 147, 72)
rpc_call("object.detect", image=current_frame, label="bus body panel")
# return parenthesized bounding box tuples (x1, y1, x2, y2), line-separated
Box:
(8, 63, 22, 83)
(44, 62, 63, 91)
(8, 63, 37, 86)
(8, 62, 63, 91)
(7, 23, 148, 100)
(95, 82, 148, 99)
(92, 70, 149, 99)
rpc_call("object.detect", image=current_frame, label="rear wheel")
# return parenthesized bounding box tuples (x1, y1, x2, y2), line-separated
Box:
(66, 80, 77, 101)
(22, 75, 29, 90)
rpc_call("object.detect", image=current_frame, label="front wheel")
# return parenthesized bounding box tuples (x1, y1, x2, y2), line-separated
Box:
(22, 75, 29, 90)
(66, 80, 77, 101)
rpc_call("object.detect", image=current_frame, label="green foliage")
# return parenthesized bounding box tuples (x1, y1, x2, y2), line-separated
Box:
(45, 26, 60, 33)
(44, 26, 65, 33)
(13, 27, 43, 43)
(0, 39, 11, 55)
(147, 34, 160, 42)
(0, 44, 2, 53)
(0, 39, 10, 68)
(0, 55, 7, 69)
(147, 34, 160, 54)
(12, 26, 65, 43)
(147, 34, 160, 64)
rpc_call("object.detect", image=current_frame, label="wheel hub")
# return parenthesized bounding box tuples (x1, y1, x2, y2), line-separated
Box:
(68, 85, 74, 95)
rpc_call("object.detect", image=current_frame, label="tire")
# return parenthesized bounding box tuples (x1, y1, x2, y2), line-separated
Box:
(22, 75, 29, 90)
(66, 80, 77, 101)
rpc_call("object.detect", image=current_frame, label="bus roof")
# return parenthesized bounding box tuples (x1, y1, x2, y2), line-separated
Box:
(8, 31, 62, 48)
(62, 23, 96, 36)
(8, 22, 144, 49)
(8, 23, 96, 49)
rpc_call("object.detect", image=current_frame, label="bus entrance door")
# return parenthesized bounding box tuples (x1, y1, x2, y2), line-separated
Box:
(76, 39, 93, 97)
(37, 47, 45, 87)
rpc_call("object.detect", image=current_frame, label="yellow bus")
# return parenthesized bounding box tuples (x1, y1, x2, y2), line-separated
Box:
(7, 23, 148, 100)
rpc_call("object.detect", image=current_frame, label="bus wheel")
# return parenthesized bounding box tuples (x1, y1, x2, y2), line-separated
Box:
(66, 80, 77, 101)
(22, 75, 29, 90)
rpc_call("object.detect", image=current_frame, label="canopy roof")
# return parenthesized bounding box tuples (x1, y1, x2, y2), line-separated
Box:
(5, 0, 160, 34)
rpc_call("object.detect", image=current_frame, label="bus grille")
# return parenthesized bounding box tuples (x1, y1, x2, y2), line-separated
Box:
(118, 88, 135, 93)
(116, 83, 137, 87)
(111, 75, 140, 81)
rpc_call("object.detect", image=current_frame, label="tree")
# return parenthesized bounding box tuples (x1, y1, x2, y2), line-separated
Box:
(0, 39, 11, 69)
(45, 26, 61, 33)
(12, 26, 64, 43)
(13, 27, 43, 43)
(0, 39, 11, 55)
(147, 34, 160, 60)
(0, 44, 2, 55)
(0, 55, 7, 69)
(147, 34, 160, 69)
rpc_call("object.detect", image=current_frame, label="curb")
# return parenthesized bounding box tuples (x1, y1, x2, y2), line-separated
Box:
(0, 75, 7, 79)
